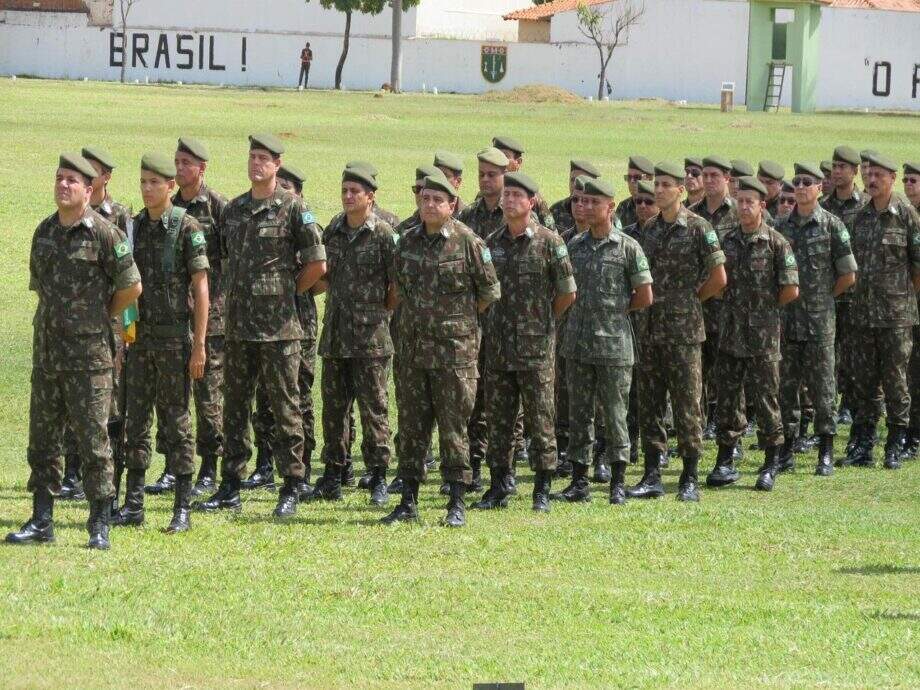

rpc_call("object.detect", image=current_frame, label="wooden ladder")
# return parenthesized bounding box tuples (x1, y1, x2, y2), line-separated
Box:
(764, 60, 788, 112)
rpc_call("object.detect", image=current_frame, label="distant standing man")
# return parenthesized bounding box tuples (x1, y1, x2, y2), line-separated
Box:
(298, 42, 313, 88)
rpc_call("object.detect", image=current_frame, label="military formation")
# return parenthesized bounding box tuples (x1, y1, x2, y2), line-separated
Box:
(6, 133, 920, 550)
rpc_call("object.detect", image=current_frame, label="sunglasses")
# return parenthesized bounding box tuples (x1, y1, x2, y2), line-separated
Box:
(792, 176, 818, 188)
(635, 198, 656, 207)
(624, 174, 647, 182)
(905, 176, 920, 185)
(685, 168, 702, 178)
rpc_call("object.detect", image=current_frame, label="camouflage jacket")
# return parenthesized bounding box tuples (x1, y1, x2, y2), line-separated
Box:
(719, 222, 798, 360)
(92, 194, 132, 234)
(777, 206, 857, 344)
(395, 210, 421, 236)
(561, 229, 652, 366)
(30, 207, 140, 371)
(615, 196, 638, 231)
(458, 196, 505, 240)
(131, 205, 209, 348)
(220, 187, 325, 342)
(820, 187, 865, 230)
(395, 217, 500, 370)
(483, 221, 575, 371)
(318, 213, 397, 359)
(173, 182, 229, 336)
(690, 194, 739, 334)
(550, 196, 576, 234)
(849, 195, 920, 328)
(533, 193, 556, 232)
(371, 201, 400, 228)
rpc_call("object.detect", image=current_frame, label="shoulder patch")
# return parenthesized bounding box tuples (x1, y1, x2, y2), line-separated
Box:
(114, 241, 130, 258)
(554, 244, 569, 259)
(392, 233, 399, 245)
(704, 230, 718, 246)
(481, 246, 492, 264)
(912, 232, 920, 246)
(785, 253, 796, 267)
(190, 231, 206, 247)
(302, 211, 315, 225)
(837, 228, 850, 244)
(636, 255, 650, 271)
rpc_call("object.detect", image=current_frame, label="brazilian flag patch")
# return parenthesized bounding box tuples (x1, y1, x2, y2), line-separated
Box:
(114, 241, 130, 258)
(636, 255, 650, 271)
(191, 231, 206, 247)
(555, 244, 569, 259)
(838, 229, 850, 244)
(302, 211, 315, 225)
(785, 254, 796, 267)
(704, 230, 718, 245)
(481, 247, 492, 263)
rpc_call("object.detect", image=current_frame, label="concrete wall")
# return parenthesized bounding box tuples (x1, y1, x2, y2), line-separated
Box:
(414, 0, 523, 40)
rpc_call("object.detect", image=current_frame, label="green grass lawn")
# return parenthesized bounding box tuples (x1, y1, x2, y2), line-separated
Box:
(0, 79, 918, 689)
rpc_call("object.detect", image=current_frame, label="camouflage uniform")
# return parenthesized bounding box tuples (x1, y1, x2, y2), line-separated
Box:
(615, 197, 638, 231)
(716, 222, 798, 448)
(371, 201, 400, 228)
(533, 193, 557, 232)
(550, 197, 576, 234)
(777, 206, 857, 441)
(27, 208, 140, 500)
(318, 213, 397, 470)
(219, 187, 325, 480)
(124, 207, 209, 476)
(553, 226, 585, 455)
(483, 221, 575, 472)
(392, 217, 500, 483)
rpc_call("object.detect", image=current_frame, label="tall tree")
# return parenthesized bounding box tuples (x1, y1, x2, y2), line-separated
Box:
(117, 0, 143, 83)
(576, 0, 645, 101)
(389, 0, 421, 93)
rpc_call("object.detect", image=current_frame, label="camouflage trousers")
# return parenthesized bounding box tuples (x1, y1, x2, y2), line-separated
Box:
(835, 300, 858, 409)
(851, 327, 912, 428)
(27, 367, 114, 501)
(320, 356, 392, 469)
(637, 342, 704, 458)
(910, 325, 920, 430)
(395, 365, 477, 484)
(64, 331, 125, 458)
(485, 366, 557, 472)
(254, 339, 317, 461)
(124, 345, 195, 476)
(192, 334, 224, 461)
(469, 349, 526, 463)
(715, 353, 783, 448)
(222, 339, 305, 480)
(780, 339, 837, 440)
(554, 345, 569, 446)
(566, 359, 632, 466)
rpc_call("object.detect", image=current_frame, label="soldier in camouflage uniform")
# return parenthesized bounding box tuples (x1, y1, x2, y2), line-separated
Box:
(6, 153, 141, 550)
(684, 157, 705, 208)
(555, 177, 653, 505)
(114, 153, 210, 533)
(820, 161, 834, 199)
(627, 162, 727, 503)
(434, 151, 467, 216)
(311, 165, 397, 506)
(491, 136, 555, 231)
(472, 172, 576, 513)
(381, 172, 500, 527)
(706, 177, 799, 492)
(902, 161, 920, 458)
(845, 153, 920, 470)
(777, 181, 797, 220)
(758, 161, 786, 219)
(550, 160, 601, 234)
(194, 133, 326, 518)
(615, 156, 654, 229)
(776, 162, 857, 477)
(344, 160, 400, 228)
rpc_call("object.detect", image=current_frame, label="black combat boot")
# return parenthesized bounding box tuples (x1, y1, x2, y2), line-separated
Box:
(273, 476, 299, 518)
(425, 448, 437, 471)
(841, 423, 862, 466)
(550, 461, 592, 502)
(368, 466, 389, 506)
(311, 464, 342, 501)
(591, 438, 610, 482)
(815, 434, 834, 476)
(380, 479, 419, 524)
(192, 454, 217, 497)
(5, 488, 55, 544)
(532, 470, 552, 513)
(884, 426, 906, 470)
(851, 423, 877, 467)
(166, 474, 193, 533)
(793, 418, 812, 453)
(241, 443, 275, 490)
(676, 455, 700, 502)
(112, 469, 145, 527)
(387, 476, 404, 494)
(608, 461, 627, 505)
(901, 428, 920, 461)
(472, 466, 512, 510)
(193, 475, 242, 512)
(86, 499, 111, 550)
(466, 456, 483, 493)
(629, 444, 639, 465)
(59, 453, 85, 501)
(358, 470, 373, 490)
(556, 434, 572, 476)
(144, 468, 176, 495)
(297, 459, 315, 502)
(442, 481, 466, 527)
(837, 405, 852, 425)
(776, 437, 796, 473)
(702, 404, 717, 440)
(341, 461, 355, 487)
(755, 446, 781, 491)
(732, 441, 744, 463)
(626, 450, 665, 499)
(706, 444, 740, 487)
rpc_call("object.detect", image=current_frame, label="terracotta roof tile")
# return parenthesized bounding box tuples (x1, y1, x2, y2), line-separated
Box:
(503, 0, 614, 22)
(822, 0, 920, 10)
(1, 0, 87, 11)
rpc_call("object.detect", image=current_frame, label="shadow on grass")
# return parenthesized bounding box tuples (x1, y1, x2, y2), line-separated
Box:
(869, 611, 920, 621)
(836, 564, 920, 576)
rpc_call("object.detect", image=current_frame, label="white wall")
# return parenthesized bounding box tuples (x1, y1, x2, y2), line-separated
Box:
(415, 0, 524, 40)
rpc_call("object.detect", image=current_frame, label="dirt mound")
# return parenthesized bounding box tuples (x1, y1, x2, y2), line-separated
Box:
(481, 84, 582, 104)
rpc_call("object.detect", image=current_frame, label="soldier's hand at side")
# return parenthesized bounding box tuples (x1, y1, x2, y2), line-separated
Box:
(189, 342, 206, 380)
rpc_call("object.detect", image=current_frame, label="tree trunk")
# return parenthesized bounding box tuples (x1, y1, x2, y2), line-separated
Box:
(119, 3, 127, 83)
(390, 0, 402, 93)
(596, 45, 605, 100)
(335, 10, 351, 90)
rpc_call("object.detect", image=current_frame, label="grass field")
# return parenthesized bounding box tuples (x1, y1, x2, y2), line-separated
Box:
(0, 79, 918, 689)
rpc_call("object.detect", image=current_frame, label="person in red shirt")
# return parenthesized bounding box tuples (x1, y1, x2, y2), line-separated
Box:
(298, 42, 313, 88)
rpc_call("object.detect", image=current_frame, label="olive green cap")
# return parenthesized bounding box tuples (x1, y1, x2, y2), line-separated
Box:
(570, 159, 600, 178)
(730, 159, 755, 178)
(684, 156, 703, 169)
(422, 171, 457, 199)
(737, 175, 767, 197)
(80, 147, 116, 172)
(504, 171, 539, 197)
(248, 132, 284, 156)
(415, 164, 441, 182)
(833, 146, 860, 167)
(859, 149, 879, 163)
(433, 151, 463, 174)
(793, 162, 825, 181)
(654, 161, 686, 182)
(477, 147, 509, 168)
(176, 136, 210, 162)
(492, 136, 524, 155)
(782, 180, 795, 194)
(820, 160, 833, 175)
(636, 180, 655, 196)
(905, 161, 920, 176)
(278, 164, 306, 186)
(346, 160, 378, 177)
(757, 160, 785, 182)
(342, 166, 378, 191)
(864, 152, 898, 173)
(140, 152, 176, 179)
(702, 155, 732, 172)
(577, 176, 615, 198)
(627, 155, 654, 175)
(58, 152, 98, 181)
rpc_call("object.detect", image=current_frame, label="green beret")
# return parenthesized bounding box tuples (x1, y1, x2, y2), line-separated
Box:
(177, 136, 210, 162)
(730, 159, 755, 178)
(492, 136, 524, 155)
(504, 171, 539, 197)
(570, 159, 600, 178)
(415, 164, 441, 182)
(654, 161, 685, 182)
(433, 151, 463, 174)
(782, 180, 795, 194)
(903, 161, 920, 176)
(140, 152, 176, 179)
(737, 175, 767, 198)
(864, 152, 897, 173)
(578, 177, 615, 199)
(627, 155, 654, 175)
(477, 147, 509, 168)
(346, 160, 379, 177)
(248, 132, 284, 156)
(702, 155, 732, 172)
(833, 146, 860, 167)
(820, 160, 833, 175)
(58, 152, 98, 181)
(793, 161, 825, 181)
(636, 180, 655, 196)
(684, 156, 703, 169)
(757, 160, 785, 182)
(342, 166, 378, 191)
(422, 171, 457, 199)
(80, 147, 116, 172)
(859, 149, 879, 163)
(278, 164, 306, 187)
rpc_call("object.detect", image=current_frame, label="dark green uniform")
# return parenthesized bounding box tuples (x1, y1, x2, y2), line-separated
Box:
(550, 197, 576, 234)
